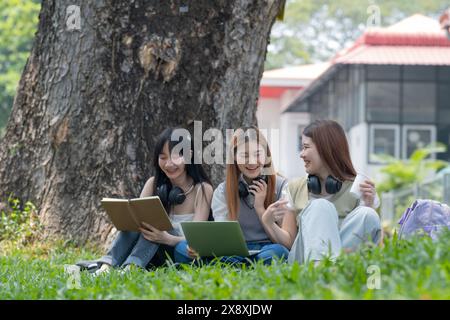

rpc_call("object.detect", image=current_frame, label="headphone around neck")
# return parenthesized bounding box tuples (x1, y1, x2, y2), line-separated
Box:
(156, 183, 194, 207)
(238, 175, 268, 199)
(307, 175, 342, 195)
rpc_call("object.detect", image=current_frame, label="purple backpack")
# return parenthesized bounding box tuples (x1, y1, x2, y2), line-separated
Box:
(398, 199, 450, 240)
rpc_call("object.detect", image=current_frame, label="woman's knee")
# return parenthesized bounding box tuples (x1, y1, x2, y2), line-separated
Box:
(174, 240, 188, 254)
(350, 206, 382, 243)
(303, 199, 339, 223)
(309, 198, 334, 209)
(173, 240, 192, 263)
(259, 244, 289, 261)
(354, 207, 381, 228)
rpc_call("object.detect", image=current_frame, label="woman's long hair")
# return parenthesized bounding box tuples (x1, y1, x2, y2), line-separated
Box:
(152, 128, 212, 211)
(303, 120, 357, 181)
(225, 126, 277, 220)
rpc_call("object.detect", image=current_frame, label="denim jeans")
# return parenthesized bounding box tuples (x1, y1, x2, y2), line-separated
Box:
(174, 240, 289, 266)
(97, 231, 174, 269)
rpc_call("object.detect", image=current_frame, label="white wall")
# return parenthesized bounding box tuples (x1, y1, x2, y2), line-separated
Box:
(348, 122, 368, 175)
(278, 112, 310, 179)
(256, 98, 282, 174)
(257, 88, 309, 180)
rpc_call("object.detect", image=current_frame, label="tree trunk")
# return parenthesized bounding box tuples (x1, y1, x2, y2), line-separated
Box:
(0, 0, 284, 246)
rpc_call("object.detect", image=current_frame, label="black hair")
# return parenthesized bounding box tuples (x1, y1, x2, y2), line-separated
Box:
(152, 127, 212, 212)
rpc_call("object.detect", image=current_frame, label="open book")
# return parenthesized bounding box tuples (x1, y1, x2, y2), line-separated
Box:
(101, 196, 173, 232)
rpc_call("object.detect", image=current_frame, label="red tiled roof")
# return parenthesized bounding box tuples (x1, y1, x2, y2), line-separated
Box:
(332, 14, 450, 65)
(286, 14, 450, 111)
(334, 45, 450, 65)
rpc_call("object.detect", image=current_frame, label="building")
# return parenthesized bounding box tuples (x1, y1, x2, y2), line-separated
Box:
(258, 14, 450, 180)
(257, 63, 329, 178)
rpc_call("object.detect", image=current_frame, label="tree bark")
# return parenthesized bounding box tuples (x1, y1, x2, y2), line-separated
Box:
(0, 0, 284, 246)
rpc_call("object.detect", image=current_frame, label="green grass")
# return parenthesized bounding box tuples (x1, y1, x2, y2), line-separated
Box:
(1, 232, 449, 300)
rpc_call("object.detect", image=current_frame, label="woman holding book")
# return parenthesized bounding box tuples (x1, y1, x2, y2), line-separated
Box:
(174, 126, 298, 265)
(286, 120, 382, 265)
(91, 127, 213, 274)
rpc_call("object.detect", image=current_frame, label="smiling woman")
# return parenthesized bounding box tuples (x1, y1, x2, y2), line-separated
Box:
(75, 127, 213, 274)
(287, 120, 382, 265)
(175, 126, 298, 266)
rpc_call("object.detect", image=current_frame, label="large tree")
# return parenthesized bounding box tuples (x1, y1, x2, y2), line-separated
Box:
(0, 0, 285, 245)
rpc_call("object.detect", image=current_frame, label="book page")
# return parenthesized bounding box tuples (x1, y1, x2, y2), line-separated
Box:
(129, 197, 173, 231)
(101, 199, 140, 231)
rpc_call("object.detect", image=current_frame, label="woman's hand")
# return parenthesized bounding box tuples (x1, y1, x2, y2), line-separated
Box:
(262, 199, 290, 225)
(140, 222, 174, 246)
(187, 245, 200, 259)
(360, 179, 377, 208)
(249, 179, 267, 212)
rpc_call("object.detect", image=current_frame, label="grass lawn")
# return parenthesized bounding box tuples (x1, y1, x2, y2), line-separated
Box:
(0, 232, 449, 300)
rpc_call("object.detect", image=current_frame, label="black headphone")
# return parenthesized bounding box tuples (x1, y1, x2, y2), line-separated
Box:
(307, 175, 342, 195)
(156, 183, 192, 207)
(238, 175, 268, 198)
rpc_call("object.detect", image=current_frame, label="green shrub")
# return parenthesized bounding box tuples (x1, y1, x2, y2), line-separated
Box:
(375, 144, 448, 194)
(0, 195, 42, 245)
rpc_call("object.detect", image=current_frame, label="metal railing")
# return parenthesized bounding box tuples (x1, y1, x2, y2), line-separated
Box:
(380, 173, 450, 226)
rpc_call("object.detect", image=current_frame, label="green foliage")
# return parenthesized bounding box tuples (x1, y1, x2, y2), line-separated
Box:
(0, 195, 42, 245)
(0, 0, 41, 132)
(267, 0, 449, 69)
(0, 231, 449, 299)
(375, 144, 448, 194)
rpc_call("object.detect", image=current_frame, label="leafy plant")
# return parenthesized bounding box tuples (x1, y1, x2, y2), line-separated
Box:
(0, 195, 42, 245)
(374, 143, 448, 194)
(0, 0, 41, 132)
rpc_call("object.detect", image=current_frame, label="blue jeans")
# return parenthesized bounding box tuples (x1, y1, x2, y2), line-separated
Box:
(97, 231, 174, 269)
(174, 240, 289, 266)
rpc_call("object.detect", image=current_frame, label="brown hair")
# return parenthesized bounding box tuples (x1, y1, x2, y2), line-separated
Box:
(225, 127, 276, 220)
(303, 120, 357, 181)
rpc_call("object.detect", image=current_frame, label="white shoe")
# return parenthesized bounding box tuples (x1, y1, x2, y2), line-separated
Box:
(93, 263, 111, 276)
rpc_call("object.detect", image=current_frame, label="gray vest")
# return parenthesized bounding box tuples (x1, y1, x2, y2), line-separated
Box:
(238, 175, 287, 242)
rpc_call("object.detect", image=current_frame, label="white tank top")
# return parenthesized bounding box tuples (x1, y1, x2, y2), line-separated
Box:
(169, 213, 194, 237)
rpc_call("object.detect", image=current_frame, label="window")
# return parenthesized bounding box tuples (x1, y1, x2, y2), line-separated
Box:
(367, 65, 401, 80)
(309, 94, 321, 122)
(403, 66, 436, 81)
(402, 82, 436, 123)
(317, 91, 330, 120)
(438, 67, 450, 82)
(402, 125, 436, 159)
(438, 83, 450, 124)
(369, 124, 400, 163)
(337, 66, 349, 81)
(437, 125, 450, 161)
(367, 82, 400, 122)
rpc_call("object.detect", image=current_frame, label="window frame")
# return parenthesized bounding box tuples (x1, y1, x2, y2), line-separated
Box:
(402, 124, 436, 160)
(369, 124, 400, 164)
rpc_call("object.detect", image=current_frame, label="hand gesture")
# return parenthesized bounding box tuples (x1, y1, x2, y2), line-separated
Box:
(140, 222, 171, 245)
(249, 179, 267, 211)
(360, 179, 377, 208)
(262, 199, 290, 225)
